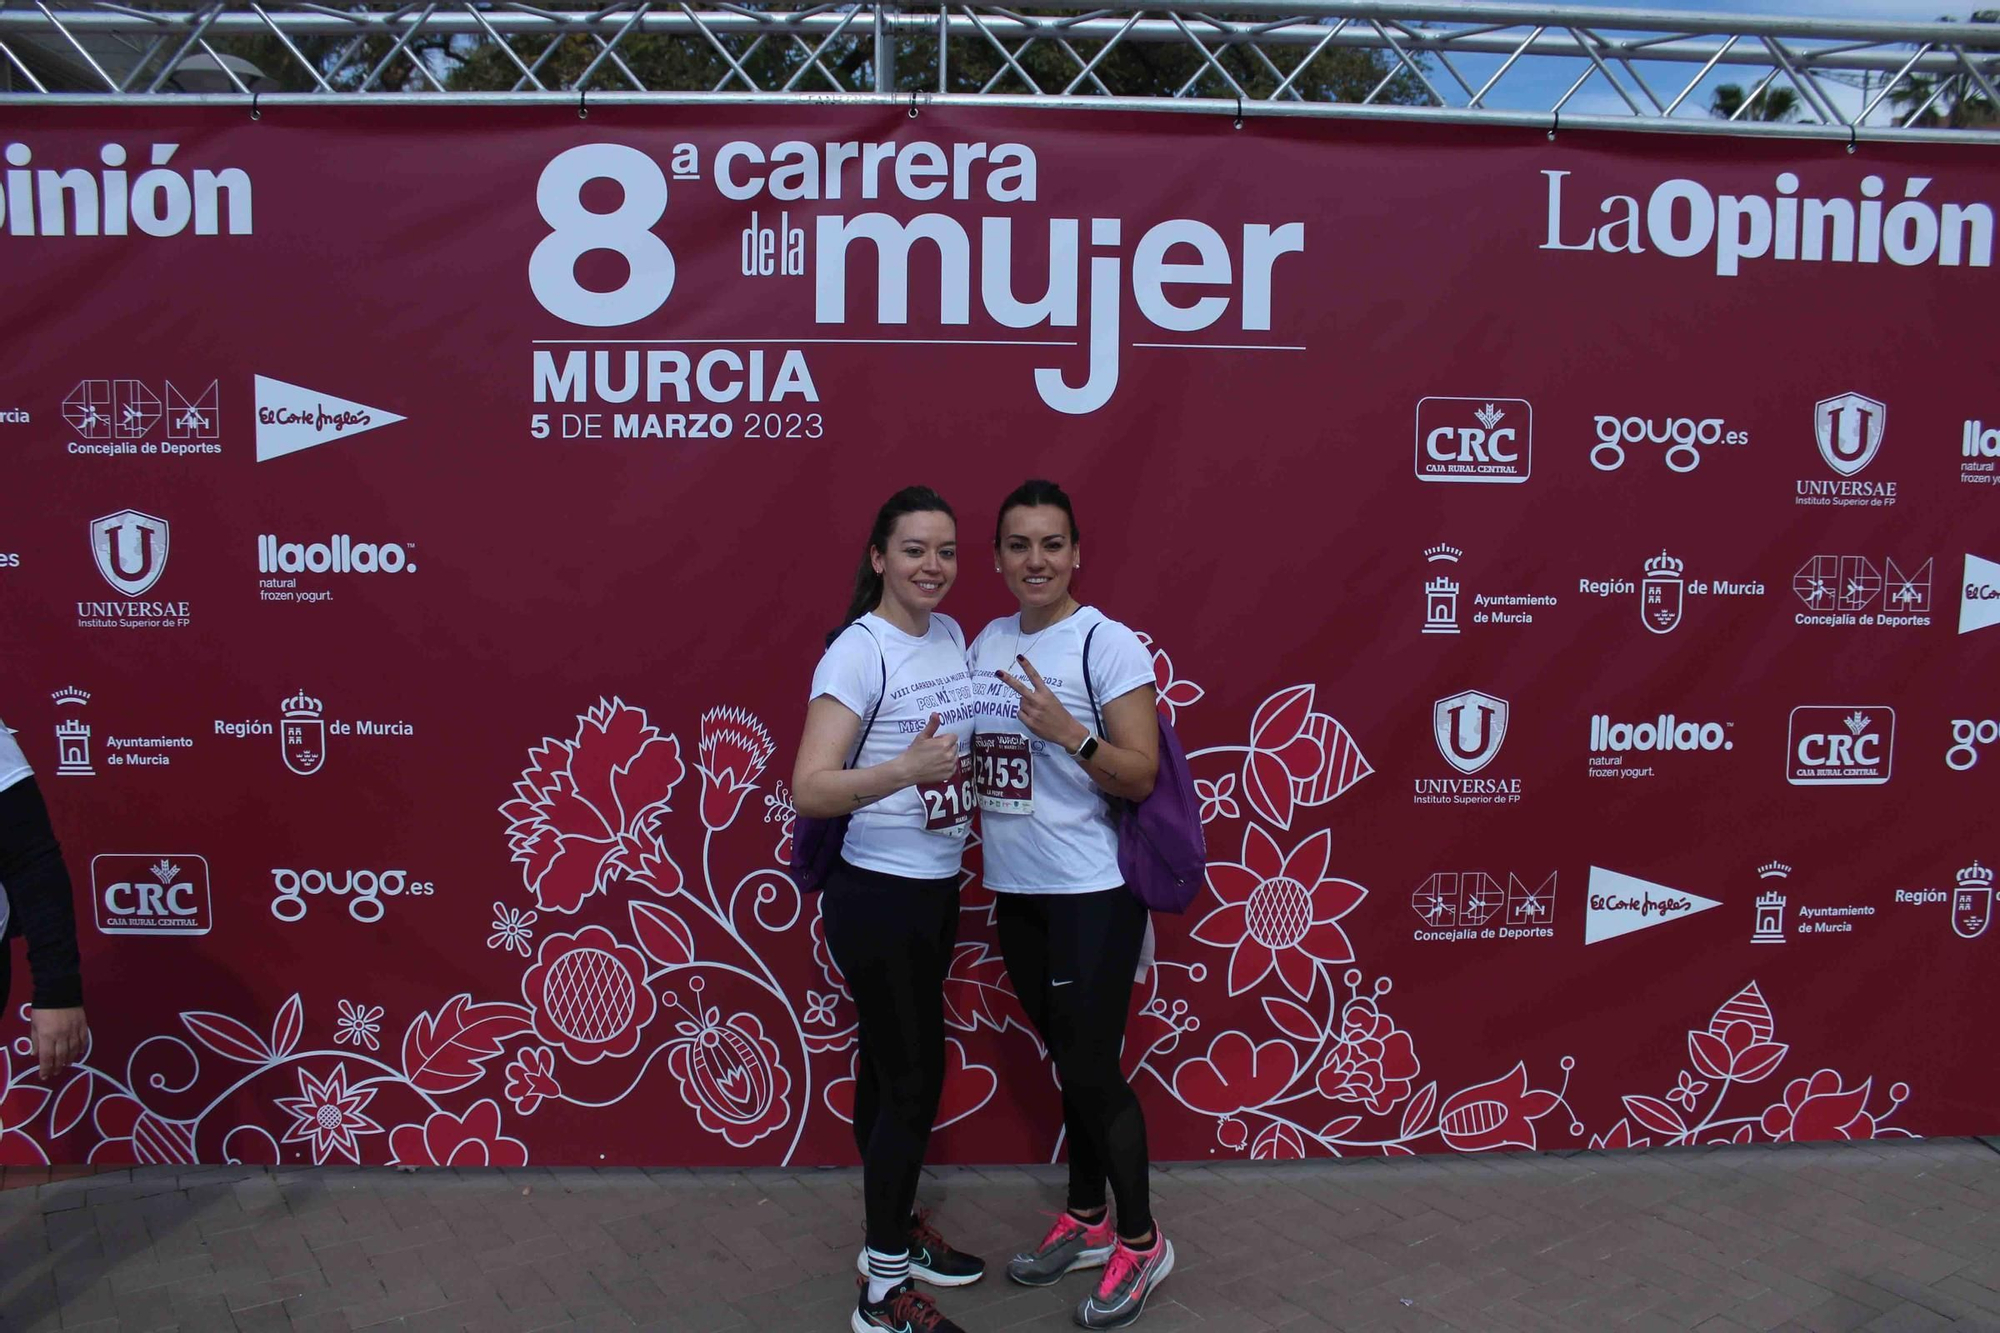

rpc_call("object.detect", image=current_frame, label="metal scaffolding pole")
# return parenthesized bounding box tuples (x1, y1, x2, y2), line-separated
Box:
(2, 0, 1996, 143)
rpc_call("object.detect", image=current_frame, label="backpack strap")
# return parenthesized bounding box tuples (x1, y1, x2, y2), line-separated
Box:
(838, 621, 889, 771)
(1082, 623, 1104, 734)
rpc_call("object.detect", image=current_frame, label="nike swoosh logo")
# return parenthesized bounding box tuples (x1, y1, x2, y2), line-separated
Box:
(1051, 979, 1074, 987)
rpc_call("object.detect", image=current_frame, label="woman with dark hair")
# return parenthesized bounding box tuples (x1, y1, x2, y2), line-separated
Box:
(969, 480, 1172, 1329)
(0, 716, 88, 1084)
(791, 486, 985, 1333)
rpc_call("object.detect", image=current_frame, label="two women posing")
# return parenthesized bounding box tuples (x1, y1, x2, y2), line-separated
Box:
(792, 481, 1172, 1333)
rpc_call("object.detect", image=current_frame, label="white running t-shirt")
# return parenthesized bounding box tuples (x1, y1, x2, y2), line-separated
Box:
(969, 607, 1155, 894)
(809, 613, 976, 880)
(0, 718, 30, 794)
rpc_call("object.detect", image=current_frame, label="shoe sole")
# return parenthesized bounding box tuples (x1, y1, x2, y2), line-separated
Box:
(1074, 1240, 1174, 1329)
(854, 1251, 986, 1288)
(1006, 1245, 1114, 1287)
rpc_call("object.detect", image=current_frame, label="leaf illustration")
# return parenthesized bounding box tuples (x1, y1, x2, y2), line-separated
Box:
(270, 994, 303, 1060)
(1250, 685, 1315, 750)
(1262, 996, 1324, 1043)
(1730, 1042, 1790, 1084)
(1318, 1115, 1363, 1141)
(1709, 982, 1775, 1043)
(941, 943, 1020, 1035)
(628, 900, 696, 967)
(1250, 1121, 1307, 1160)
(181, 1010, 275, 1064)
(1623, 1094, 1688, 1139)
(402, 994, 534, 1094)
(1689, 1030, 1733, 1081)
(1400, 1080, 1439, 1139)
(49, 1071, 94, 1141)
(1242, 749, 1296, 829)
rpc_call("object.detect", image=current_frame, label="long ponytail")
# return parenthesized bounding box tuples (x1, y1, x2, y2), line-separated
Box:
(829, 485, 955, 646)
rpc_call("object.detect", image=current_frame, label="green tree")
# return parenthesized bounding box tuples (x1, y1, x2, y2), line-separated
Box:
(1709, 83, 1802, 122)
(1885, 10, 1997, 129)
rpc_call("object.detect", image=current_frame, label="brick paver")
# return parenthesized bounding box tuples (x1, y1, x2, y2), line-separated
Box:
(2, 1138, 1997, 1332)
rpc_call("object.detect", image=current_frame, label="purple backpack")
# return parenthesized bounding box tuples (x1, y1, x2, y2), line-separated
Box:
(1083, 624, 1208, 913)
(790, 624, 886, 894)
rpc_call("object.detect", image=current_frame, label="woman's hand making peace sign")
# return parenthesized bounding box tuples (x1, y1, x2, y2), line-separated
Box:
(994, 655, 1090, 753)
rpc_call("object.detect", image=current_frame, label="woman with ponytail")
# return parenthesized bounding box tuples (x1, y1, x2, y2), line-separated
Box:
(791, 485, 985, 1333)
(969, 480, 1172, 1329)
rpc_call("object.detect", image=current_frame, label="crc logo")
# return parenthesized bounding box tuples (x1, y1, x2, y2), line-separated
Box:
(92, 854, 212, 935)
(1590, 415, 1747, 473)
(1814, 391, 1886, 476)
(1949, 718, 1998, 771)
(1433, 689, 1509, 774)
(1415, 398, 1531, 484)
(88, 509, 170, 596)
(270, 868, 434, 923)
(62, 378, 217, 440)
(1787, 705, 1895, 786)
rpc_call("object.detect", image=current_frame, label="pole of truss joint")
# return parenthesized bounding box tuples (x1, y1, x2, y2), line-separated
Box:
(875, 1, 895, 92)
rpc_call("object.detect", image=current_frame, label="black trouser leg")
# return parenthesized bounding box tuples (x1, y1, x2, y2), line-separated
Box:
(997, 888, 1153, 1240)
(996, 893, 1108, 1214)
(822, 858, 959, 1253)
(0, 778, 83, 1009)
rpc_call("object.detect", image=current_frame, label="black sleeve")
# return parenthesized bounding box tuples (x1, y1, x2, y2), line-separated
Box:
(0, 777, 85, 1009)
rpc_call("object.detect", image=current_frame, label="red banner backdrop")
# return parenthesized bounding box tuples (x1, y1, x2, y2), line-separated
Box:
(0, 106, 1994, 1170)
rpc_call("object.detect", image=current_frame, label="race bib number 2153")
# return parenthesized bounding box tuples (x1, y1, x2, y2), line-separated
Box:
(975, 733, 1034, 814)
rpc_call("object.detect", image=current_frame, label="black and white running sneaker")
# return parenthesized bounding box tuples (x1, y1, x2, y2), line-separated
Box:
(852, 1277, 965, 1333)
(855, 1209, 987, 1287)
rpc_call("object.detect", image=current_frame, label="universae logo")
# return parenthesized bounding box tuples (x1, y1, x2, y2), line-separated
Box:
(1432, 690, 1509, 773)
(88, 509, 169, 596)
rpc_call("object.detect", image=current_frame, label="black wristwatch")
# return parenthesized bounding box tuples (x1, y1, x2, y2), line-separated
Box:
(1070, 732, 1101, 763)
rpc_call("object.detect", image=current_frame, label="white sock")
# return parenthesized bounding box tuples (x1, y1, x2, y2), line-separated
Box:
(865, 1246, 910, 1303)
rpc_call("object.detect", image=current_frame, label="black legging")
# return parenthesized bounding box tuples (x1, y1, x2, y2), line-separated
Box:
(821, 857, 960, 1254)
(0, 777, 84, 1011)
(995, 887, 1153, 1240)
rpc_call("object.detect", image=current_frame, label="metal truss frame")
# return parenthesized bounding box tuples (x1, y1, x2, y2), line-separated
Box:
(4, 0, 2000, 144)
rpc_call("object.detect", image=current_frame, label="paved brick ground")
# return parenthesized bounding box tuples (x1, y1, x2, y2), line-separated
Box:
(3, 1138, 1997, 1332)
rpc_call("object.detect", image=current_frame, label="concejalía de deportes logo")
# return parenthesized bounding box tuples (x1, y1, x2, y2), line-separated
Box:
(527, 139, 1308, 415)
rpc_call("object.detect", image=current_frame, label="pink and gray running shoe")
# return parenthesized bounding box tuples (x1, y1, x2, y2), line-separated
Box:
(1075, 1233, 1175, 1329)
(1005, 1211, 1115, 1287)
